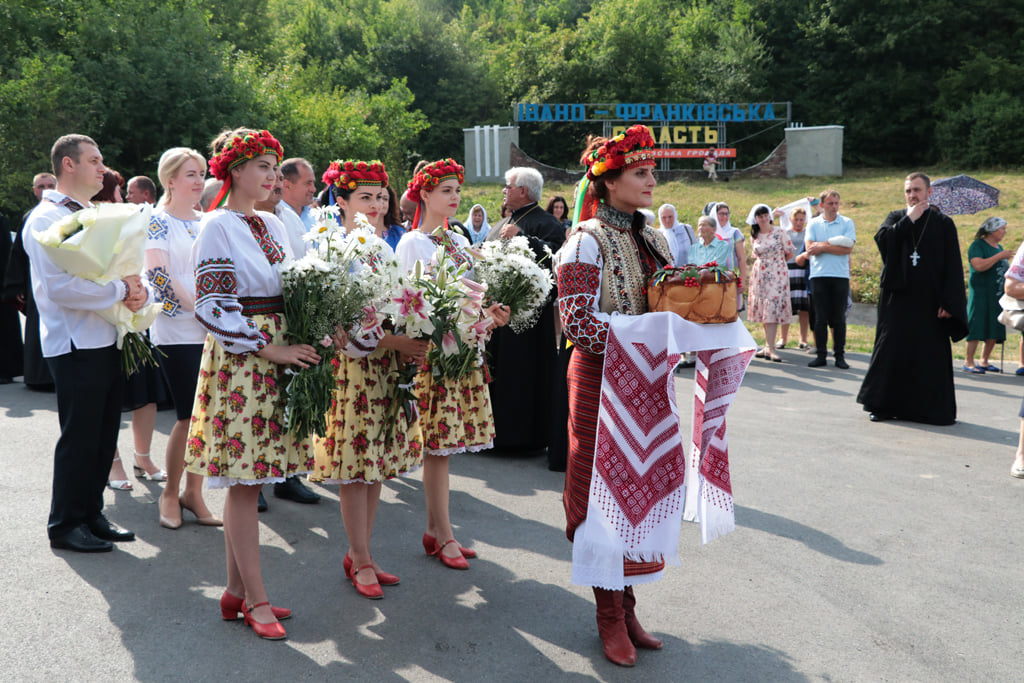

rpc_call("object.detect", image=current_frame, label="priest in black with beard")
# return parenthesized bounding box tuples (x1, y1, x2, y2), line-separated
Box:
(857, 172, 968, 425)
(485, 167, 565, 458)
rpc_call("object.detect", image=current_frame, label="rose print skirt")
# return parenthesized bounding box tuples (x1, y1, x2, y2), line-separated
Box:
(184, 313, 314, 487)
(311, 347, 423, 484)
(414, 366, 495, 457)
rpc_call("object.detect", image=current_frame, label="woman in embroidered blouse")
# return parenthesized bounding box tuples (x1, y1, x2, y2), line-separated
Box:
(312, 160, 428, 599)
(746, 204, 794, 362)
(184, 128, 325, 641)
(555, 125, 671, 667)
(395, 159, 509, 571)
(146, 147, 220, 530)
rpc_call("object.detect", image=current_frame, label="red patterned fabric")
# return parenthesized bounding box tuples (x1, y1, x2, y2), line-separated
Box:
(428, 232, 472, 270)
(242, 215, 286, 265)
(557, 262, 608, 355)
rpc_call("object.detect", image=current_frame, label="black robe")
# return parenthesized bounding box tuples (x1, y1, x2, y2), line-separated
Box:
(0, 214, 25, 381)
(485, 203, 565, 453)
(856, 207, 968, 425)
(3, 213, 53, 389)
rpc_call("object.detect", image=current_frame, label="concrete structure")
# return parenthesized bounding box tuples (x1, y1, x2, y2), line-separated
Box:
(785, 124, 844, 177)
(463, 125, 519, 182)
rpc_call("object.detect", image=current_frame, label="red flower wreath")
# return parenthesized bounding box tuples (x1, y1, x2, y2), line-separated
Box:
(208, 130, 284, 181)
(585, 124, 656, 181)
(321, 159, 389, 190)
(406, 158, 465, 204)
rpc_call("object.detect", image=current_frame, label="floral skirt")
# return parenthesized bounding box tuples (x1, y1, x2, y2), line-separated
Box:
(184, 313, 314, 487)
(311, 347, 423, 484)
(414, 366, 495, 456)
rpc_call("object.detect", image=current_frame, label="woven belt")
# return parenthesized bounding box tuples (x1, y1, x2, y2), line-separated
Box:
(239, 295, 284, 316)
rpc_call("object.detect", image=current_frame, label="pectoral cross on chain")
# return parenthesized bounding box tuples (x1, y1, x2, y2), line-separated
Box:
(910, 250, 920, 267)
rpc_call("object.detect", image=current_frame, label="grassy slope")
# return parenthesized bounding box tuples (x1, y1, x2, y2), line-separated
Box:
(462, 168, 1024, 363)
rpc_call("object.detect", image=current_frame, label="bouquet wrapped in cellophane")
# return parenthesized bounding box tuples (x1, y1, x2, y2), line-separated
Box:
(473, 235, 554, 333)
(33, 203, 160, 375)
(278, 207, 379, 439)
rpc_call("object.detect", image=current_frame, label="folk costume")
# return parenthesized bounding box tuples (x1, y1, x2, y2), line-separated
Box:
(311, 160, 423, 484)
(857, 205, 968, 425)
(184, 131, 314, 487)
(484, 194, 565, 454)
(396, 159, 496, 457)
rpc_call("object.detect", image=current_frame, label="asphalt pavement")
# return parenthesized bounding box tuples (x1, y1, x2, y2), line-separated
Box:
(2, 349, 1022, 682)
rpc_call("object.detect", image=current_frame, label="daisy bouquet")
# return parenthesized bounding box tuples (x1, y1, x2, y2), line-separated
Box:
(278, 208, 376, 439)
(33, 203, 160, 375)
(473, 235, 554, 333)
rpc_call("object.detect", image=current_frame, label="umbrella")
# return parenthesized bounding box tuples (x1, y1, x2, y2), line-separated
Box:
(930, 174, 1000, 215)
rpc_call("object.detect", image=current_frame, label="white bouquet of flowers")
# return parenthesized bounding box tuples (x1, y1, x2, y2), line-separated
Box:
(474, 235, 554, 333)
(33, 203, 160, 374)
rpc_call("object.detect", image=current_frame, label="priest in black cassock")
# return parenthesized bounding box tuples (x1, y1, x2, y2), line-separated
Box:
(485, 167, 565, 457)
(857, 172, 968, 425)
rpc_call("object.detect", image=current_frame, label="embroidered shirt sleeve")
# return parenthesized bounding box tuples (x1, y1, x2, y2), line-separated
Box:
(556, 232, 611, 355)
(193, 222, 265, 354)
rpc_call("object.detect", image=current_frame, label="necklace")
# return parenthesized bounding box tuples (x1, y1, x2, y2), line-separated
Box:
(910, 210, 931, 267)
(508, 203, 539, 231)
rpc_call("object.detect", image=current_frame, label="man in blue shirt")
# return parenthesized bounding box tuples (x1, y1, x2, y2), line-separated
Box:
(805, 190, 856, 368)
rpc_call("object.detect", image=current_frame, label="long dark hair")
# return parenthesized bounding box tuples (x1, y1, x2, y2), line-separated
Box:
(750, 205, 772, 239)
(546, 195, 568, 220)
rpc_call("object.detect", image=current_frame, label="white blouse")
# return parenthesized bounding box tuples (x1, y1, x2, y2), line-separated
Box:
(191, 209, 292, 354)
(145, 209, 205, 345)
(395, 228, 474, 275)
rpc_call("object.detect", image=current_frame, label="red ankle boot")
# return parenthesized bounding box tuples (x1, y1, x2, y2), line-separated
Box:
(623, 587, 662, 649)
(592, 588, 637, 666)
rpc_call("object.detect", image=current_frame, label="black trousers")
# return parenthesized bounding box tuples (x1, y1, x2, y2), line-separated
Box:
(810, 277, 849, 358)
(46, 344, 124, 539)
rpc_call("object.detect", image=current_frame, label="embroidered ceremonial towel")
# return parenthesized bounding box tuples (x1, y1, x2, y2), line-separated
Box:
(572, 312, 754, 588)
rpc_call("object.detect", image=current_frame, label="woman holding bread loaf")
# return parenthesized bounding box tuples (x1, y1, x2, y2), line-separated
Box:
(555, 125, 673, 667)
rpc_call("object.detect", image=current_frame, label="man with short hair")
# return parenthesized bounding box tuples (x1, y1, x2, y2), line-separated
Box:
(857, 172, 967, 425)
(278, 158, 317, 254)
(32, 173, 56, 200)
(484, 167, 565, 458)
(125, 175, 157, 205)
(24, 134, 149, 552)
(805, 190, 856, 369)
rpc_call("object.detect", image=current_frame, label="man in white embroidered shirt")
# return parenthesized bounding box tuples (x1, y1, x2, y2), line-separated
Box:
(24, 134, 149, 553)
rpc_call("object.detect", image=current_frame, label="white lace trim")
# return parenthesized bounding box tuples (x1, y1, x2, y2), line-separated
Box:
(424, 440, 494, 457)
(204, 472, 310, 490)
(569, 518, 672, 589)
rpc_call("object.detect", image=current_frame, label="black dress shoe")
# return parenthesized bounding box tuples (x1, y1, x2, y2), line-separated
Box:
(50, 525, 113, 553)
(257, 489, 268, 512)
(273, 476, 320, 504)
(808, 357, 827, 367)
(868, 413, 892, 422)
(834, 358, 850, 369)
(88, 515, 135, 542)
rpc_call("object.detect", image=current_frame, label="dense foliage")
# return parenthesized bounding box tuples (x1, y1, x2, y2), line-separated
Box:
(1, 0, 1020, 217)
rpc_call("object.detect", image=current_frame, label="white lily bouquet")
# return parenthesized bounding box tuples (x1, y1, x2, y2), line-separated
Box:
(278, 207, 377, 439)
(33, 203, 160, 374)
(473, 235, 554, 333)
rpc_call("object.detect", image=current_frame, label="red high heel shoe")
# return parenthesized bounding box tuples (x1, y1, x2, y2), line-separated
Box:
(422, 532, 476, 559)
(432, 539, 469, 570)
(342, 554, 400, 586)
(351, 564, 384, 599)
(220, 591, 291, 621)
(241, 602, 287, 640)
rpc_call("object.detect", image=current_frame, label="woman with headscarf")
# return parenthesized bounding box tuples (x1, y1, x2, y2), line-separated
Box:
(656, 204, 696, 266)
(746, 203, 793, 362)
(706, 202, 748, 305)
(463, 203, 490, 244)
(964, 216, 1014, 372)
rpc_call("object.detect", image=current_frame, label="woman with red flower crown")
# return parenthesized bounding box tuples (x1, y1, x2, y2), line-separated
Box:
(555, 125, 674, 666)
(184, 127, 328, 640)
(310, 159, 428, 599)
(395, 159, 510, 570)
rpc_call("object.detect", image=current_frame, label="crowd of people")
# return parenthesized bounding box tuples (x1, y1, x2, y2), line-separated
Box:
(0, 125, 1021, 665)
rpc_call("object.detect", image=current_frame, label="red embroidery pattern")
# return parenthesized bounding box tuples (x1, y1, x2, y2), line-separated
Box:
(428, 233, 472, 269)
(195, 258, 237, 303)
(557, 262, 608, 355)
(242, 215, 286, 265)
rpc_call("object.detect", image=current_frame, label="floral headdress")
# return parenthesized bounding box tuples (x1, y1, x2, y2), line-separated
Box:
(584, 124, 656, 181)
(572, 125, 657, 226)
(406, 158, 464, 204)
(322, 159, 389, 191)
(206, 129, 284, 211)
